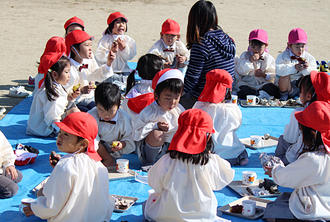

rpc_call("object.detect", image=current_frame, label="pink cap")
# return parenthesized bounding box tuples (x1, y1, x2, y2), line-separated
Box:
(288, 28, 307, 44)
(248, 29, 268, 45)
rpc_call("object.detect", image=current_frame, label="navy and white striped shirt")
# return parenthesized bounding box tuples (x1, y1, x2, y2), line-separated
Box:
(184, 29, 236, 98)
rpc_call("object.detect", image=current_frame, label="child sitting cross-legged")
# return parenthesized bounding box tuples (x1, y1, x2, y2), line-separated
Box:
(89, 82, 135, 168)
(143, 109, 235, 221)
(22, 112, 114, 221)
(134, 68, 185, 166)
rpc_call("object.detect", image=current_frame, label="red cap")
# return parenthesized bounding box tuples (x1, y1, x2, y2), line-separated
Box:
(127, 93, 155, 114)
(288, 28, 307, 44)
(152, 68, 184, 90)
(64, 16, 85, 30)
(295, 101, 330, 153)
(107, 12, 127, 25)
(65, 30, 93, 56)
(249, 29, 268, 45)
(37, 36, 66, 88)
(198, 69, 233, 103)
(55, 112, 102, 161)
(161, 19, 180, 35)
(168, 109, 215, 154)
(310, 71, 330, 102)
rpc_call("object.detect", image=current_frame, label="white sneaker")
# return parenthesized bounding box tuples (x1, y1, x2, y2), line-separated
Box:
(0, 107, 6, 115)
(8, 86, 32, 98)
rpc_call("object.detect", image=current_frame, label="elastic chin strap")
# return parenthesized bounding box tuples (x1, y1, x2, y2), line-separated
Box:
(72, 46, 83, 60)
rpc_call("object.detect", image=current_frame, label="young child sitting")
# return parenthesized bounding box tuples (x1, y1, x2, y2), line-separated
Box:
(95, 11, 136, 79)
(0, 131, 22, 199)
(88, 82, 135, 168)
(22, 112, 114, 221)
(134, 68, 185, 166)
(193, 69, 248, 166)
(148, 19, 189, 75)
(275, 71, 330, 165)
(236, 29, 278, 99)
(276, 28, 317, 100)
(144, 109, 235, 221)
(263, 101, 330, 221)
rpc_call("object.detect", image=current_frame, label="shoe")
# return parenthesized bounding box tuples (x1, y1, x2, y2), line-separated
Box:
(8, 86, 32, 98)
(16, 143, 39, 154)
(28, 76, 35, 86)
(0, 107, 6, 115)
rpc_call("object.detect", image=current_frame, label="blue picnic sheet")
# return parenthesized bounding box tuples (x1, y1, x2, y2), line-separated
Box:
(0, 94, 295, 222)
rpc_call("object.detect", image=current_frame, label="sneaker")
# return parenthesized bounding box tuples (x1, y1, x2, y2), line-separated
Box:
(16, 143, 39, 154)
(8, 86, 32, 98)
(28, 76, 35, 86)
(0, 107, 6, 115)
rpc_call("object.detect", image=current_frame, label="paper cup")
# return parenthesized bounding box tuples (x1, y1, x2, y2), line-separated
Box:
(246, 95, 260, 105)
(20, 198, 36, 214)
(242, 171, 257, 185)
(250, 135, 263, 148)
(242, 200, 256, 216)
(231, 95, 238, 104)
(116, 159, 129, 173)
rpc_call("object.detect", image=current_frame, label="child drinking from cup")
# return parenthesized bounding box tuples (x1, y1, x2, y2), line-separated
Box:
(276, 28, 317, 101)
(143, 109, 235, 221)
(193, 69, 248, 165)
(148, 19, 189, 75)
(134, 68, 185, 166)
(263, 101, 330, 221)
(22, 112, 114, 221)
(236, 29, 279, 100)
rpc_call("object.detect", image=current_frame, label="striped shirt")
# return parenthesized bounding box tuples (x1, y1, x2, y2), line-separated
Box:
(184, 29, 236, 98)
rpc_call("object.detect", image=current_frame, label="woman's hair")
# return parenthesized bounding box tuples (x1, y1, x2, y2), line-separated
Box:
(299, 124, 326, 155)
(167, 134, 215, 165)
(94, 82, 121, 110)
(105, 18, 127, 35)
(125, 54, 164, 95)
(44, 56, 70, 101)
(299, 75, 317, 104)
(186, 0, 219, 49)
(154, 78, 184, 98)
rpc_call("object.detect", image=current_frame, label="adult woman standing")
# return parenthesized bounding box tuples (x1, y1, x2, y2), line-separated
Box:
(180, 0, 236, 109)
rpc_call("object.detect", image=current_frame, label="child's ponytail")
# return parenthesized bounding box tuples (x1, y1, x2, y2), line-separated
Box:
(125, 69, 136, 96)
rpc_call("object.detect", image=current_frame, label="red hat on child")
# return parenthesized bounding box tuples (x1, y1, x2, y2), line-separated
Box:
(198, 69, 233, 104)
(249, 29, 268, 45)
(38, 36, 66, 88)
(168, 109, 215, 154)
(64, 16, 85, 30)
(55, 112, 102, 161)
(310, 71, 330, 102)
(295, 101, 330, 153)
(152, 68, 184, 90)
(161, 19, 180, 35)
(288, 28, 307, 44)
(107, 12, 127, 25)
(65, 30, 93, 56)
(127, 93, 155, 114)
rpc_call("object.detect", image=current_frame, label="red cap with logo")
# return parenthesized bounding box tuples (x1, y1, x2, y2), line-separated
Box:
(107, 12, 127, 25)
(168, 109, 215, 154)
(65, 30, 93, 56)
(152, 68, 184, 90)
(64, 16, 85, 30)
(198, 69, 233, 103)
(161, 19, 180, 35)
(310, 71, 330, 102)
(55, 112, 102, 161)
(127, 93, 155, 114)
(295, 101, 330, 153)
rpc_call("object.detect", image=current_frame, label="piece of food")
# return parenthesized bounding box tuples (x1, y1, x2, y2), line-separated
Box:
(112, 141, 119, 147)
(230, 204, 243, 213)
(72, 83, 80, 91)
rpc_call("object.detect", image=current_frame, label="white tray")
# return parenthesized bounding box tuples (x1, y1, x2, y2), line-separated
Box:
(240, 137, 278, 149)
(228, 180, 281, 198)
(112, 194, 138, 213)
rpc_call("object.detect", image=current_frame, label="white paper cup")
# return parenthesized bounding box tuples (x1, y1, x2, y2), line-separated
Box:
(246, 95, 260, 105)
(116, 159, 129, 173)
(250, 135, 263, 148)
(242, 200, 256, 216)
(20, 198, 36, 214)
(242, 171, 257, 185)
(231, 95, 238, 104)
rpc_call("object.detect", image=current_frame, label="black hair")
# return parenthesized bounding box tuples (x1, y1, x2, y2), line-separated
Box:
(94, 82, 121, 110)
(154, 78, 184, 98)
(105, 18, 127, 35)
(65, 24, 85, 35)
(299, 124, 326, 155)
(125, 54, 164, 95)
(249, 39, 266, 48)
(298, 75, 317, 104)
(44, 56, 70, 101)
(167, 134, 215, 165)
(224, 88, 232, 101)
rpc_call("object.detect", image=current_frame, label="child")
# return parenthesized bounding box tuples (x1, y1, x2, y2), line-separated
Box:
(0, 131, 22, 199)
(275, 71, 330, 165)
(65, 30, 115, 112)
(95, 11, 136, 79)
(144, 109, 235, 221)
(276, 28, 317, 100)
(64, 16, 84, 36)
(193, 69, 248, 166)
(134, 68, 185, 166)
(88, 82, 135, 167)
(23, 112, 114, 221)
(27, 38, 77, 137)
(236, 29, 279, 99)
(148, 19, 189, 75)
(263, 101, 330, 221)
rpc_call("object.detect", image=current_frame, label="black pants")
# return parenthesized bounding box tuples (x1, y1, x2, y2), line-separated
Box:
(238, 83, 280, 99)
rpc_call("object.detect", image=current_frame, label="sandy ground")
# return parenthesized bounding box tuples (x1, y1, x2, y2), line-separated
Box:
(0, 0, 329, 116)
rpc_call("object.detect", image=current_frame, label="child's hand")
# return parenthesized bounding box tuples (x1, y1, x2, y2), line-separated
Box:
(80, 85, 93, 94)
(176, 55, 187, 64)
(111, 41, 119, 53)
(157, 122, 169, 132)
(111, 141, 125, 152)
(264, 166, 273, 177)
(117, 38, 126, 51)
(249, 53, 260, 62)
(5, 166, 18, 181)
(303, 61, 309, 69)
(49, 151, 61, 168)
(107, 49, 117, 66)
(254, 69, 266, 78)
(295, 63, 305, 71)
(68, 88, 81, 101)
(22, 203, 34, 217)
